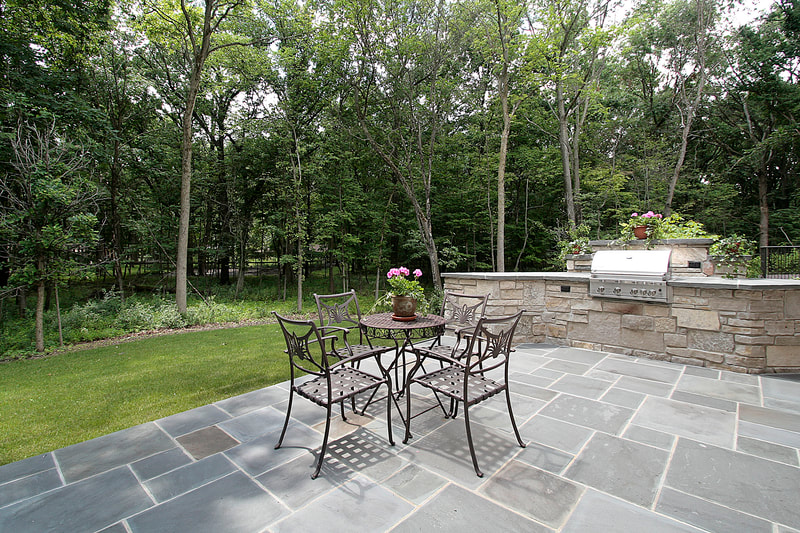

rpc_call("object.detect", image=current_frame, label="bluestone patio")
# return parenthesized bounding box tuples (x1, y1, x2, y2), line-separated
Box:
(2, 343, 800, 532)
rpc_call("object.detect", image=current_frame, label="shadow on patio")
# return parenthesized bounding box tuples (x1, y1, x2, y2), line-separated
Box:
(2, 343, 800, 532)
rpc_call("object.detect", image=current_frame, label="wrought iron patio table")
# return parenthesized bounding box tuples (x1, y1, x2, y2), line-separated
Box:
(359, 312, 447, 423)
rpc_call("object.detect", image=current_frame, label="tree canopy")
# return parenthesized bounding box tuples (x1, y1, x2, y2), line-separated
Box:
(2, 0, 798, 336)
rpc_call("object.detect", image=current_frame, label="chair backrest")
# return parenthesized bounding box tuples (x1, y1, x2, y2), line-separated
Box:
(440, 291, 489, 335)
(462, 309, 525, 373)
(273, 311, 332, 378)
(314, 290, 367, 344)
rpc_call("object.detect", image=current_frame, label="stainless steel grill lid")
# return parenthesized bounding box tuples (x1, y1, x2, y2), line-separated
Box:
(590, 250, 672, 302)
(590, 250, 671, 277)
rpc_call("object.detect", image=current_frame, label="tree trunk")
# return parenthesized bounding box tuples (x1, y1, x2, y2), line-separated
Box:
(235, 220, 250, 298)
(110, 134, 125, 299)
(176, 1, 214, 314)
(664, 0, 709, 216)
(176, 91, 195, 313)
(35, 259, 45, 352)
(664, 114, 694, 217)
(17, 289, 27, 318)
(496, 69, 510, 273)
(758, 157, 770, 248)
(557, 81, 576, 224)
(358, 121, 442, 289)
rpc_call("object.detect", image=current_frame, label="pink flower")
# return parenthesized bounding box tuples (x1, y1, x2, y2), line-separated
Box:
(413, 269, 422, 278)
(631, 212, 639, 218)
(387, 268, 401, 278)
(399, 266, 410, 276)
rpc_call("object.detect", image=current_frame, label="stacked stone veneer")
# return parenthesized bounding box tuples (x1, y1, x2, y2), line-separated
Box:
(443, 272, 800, 374)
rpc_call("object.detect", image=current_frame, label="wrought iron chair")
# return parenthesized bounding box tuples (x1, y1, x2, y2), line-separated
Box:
(426, 291, 489, 356)
(314, 290, 397, 415)
(314, 290, 395, 362)
(405, 310, 526, 477)
(273, 312, 394, 479)
(420, 291, 489, 416)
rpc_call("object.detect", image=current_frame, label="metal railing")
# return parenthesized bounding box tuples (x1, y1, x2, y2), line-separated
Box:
(761, 246, 800, 279)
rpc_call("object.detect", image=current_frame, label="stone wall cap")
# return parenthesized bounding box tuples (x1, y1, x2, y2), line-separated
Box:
(589, 238, 715, 246)
(443, 271, 590, 282)
(668, 277, 800, 289)
(444, 271, 800, 290)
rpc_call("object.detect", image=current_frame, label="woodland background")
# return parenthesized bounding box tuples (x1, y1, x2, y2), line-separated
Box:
(1, 0, 799, 353)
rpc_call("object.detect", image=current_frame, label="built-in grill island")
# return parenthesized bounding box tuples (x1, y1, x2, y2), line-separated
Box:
(589, 249, 672, 303)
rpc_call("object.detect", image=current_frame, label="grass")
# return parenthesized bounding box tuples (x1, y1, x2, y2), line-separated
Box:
(0, 324, 289, 466)
(0, 271, 394, 358)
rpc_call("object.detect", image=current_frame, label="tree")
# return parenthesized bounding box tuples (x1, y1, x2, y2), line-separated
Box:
(527, 0, 614, 225)
(708, 0, 800, 246)
(657, 0, 719, 216)
(138, 0, 270, 313)
(335, 0, 471, 288)
(471, 0, 530, 271)
(0, 120, 101, 351)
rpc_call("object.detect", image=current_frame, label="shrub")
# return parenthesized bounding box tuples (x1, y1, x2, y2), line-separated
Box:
(557, 224, 593, 265)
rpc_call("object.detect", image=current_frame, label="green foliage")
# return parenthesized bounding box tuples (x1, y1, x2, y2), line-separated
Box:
(658, 214, 715, 239)
(709, 234, 758, 278)
(709, 234, 757, 258)
(557, 224, 593, 266)
(618, 213, 715, 245)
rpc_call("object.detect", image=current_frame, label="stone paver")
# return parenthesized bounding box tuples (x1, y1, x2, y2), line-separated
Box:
(1, 344, 799, 532)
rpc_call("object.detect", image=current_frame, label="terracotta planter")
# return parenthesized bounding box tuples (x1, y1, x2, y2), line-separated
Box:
(633, 226, 648, 239)
(391, 295, 417, 320)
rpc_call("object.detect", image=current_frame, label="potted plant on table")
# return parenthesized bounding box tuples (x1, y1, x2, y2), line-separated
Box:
(385, 266, 427, 320)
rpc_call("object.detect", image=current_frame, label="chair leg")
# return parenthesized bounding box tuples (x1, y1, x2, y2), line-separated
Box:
(448, 397, 459, 418)
(360, 386, 380, 416)
(463, 403, 483, 477)
(505, 387, 526, 448)
(313, 403, 333, 479)
(275, 389, 294, 449)
(403, 378, 412, 444)
(386, 381, 395, 446)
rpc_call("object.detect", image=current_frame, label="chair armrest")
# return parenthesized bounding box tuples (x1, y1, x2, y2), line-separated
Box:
(317, 327, 352, 358)
(318, 325, 351, 336)
(328, 349, 382, 370)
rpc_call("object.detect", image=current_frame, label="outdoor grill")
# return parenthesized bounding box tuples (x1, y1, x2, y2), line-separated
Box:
(589, 249, 672, 303)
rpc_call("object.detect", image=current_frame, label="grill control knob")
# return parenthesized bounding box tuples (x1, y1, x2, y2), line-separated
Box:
(597, 286, 605, 294)
(613, 287, 621, 295)
(631, 288, 639, 296)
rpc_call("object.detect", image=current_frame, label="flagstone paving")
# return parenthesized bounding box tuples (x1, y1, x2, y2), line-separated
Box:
(2, 343, 800, 532)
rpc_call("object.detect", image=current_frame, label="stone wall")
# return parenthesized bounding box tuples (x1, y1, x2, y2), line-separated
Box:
(443, 272, 800, 374)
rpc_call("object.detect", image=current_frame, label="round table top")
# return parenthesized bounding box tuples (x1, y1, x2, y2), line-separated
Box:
(360, 312, 446, 330)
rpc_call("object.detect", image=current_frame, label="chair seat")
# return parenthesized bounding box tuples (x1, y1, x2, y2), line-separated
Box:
(412, 366, 505, 405)
(296, 367, 385, 407)
(419, 343, 479, 361)
(347, 343, 393, 359)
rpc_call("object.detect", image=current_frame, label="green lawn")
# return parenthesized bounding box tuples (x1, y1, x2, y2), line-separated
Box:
(0, 324, 289, 466)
